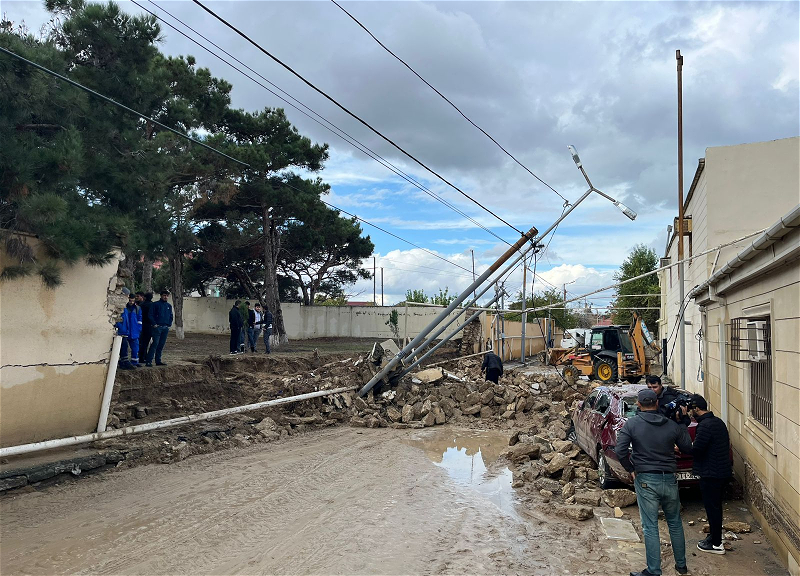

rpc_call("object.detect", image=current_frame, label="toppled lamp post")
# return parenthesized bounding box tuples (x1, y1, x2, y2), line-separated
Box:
(358, 146, 637, 396)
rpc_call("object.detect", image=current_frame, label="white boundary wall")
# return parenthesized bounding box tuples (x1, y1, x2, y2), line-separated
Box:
(180, 297, 482, 341)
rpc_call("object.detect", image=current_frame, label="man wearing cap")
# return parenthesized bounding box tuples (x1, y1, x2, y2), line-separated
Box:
(615, 388, 693, 576)
(145, 290, 173, 367)
(687, 393, 732, 555)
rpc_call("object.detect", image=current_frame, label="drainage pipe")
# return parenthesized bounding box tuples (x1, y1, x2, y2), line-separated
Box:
(0, 385, 358, 459)
(97, 335, 123, 433)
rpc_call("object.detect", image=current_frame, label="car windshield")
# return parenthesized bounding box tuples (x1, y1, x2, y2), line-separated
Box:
(618, 331, 634, 353)
(622, 395, 639, 418)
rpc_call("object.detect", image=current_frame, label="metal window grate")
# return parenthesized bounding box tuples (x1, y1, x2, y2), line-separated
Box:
(750, 357, 773, 431)
(730, 317, 771, 363)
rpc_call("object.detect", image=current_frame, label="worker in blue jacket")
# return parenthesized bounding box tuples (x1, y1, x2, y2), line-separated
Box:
(145, 289, 173, 367)
(116, 292, 142, 369)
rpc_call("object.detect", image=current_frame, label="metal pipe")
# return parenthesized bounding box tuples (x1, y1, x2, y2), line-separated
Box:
(677, 49, 686, 389)
(97, 336, 123, 433)
(399, 295, 498, 377)
(358, 224, 539, 396)
(0, 386, 358, 458)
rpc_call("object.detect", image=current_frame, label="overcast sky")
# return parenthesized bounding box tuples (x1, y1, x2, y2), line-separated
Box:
(5, 0, 799, 308)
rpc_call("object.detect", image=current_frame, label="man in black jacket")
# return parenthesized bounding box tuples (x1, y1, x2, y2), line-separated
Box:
(481, 351, 503, 384)
(616, 388, 693, 576)
(229, 300, 243, 354)
(688, 393, 732, 555)
(646, 375, 691, 425)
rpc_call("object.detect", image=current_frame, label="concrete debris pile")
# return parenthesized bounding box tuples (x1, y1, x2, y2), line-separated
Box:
(331, 362, 574, 430)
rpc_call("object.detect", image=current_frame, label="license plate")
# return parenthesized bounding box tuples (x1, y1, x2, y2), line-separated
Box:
(676, 472, 698, 481)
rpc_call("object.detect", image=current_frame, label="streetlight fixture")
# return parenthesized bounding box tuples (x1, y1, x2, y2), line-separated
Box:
(568, 145, 637, 221)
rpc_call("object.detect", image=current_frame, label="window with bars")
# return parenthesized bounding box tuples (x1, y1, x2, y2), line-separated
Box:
(731, 316, 773, 431)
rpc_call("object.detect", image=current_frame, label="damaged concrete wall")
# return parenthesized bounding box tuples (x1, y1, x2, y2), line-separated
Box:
(484, 315, 563, 361)
(180, 298, 481, 341)
(0, 238, 122, 447)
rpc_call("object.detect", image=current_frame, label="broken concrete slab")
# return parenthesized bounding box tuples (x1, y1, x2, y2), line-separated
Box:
(600, 517, 640, 541)
(412, 368, 444, 384)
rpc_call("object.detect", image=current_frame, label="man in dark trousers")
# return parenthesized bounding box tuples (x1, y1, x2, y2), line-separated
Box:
(261, 305, 274, 354)
(137, 292, 153, 362)
(145, 290, 173, 367)
(616, 388, 693, 576)
(229, 300, 243, 354)
(688, 393, 732, 555)
(481, 350, 503, 384)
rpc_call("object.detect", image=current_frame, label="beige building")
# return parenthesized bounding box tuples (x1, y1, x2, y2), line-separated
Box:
(659, 137, 799, 393)
(689, 203, 800, 575)
(0, 236, 122, 447)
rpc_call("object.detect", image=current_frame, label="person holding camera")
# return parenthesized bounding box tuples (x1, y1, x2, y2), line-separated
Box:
(687, 393, 732, 555)
(616, 388, 693, 576)
(646, 375, 691, 425)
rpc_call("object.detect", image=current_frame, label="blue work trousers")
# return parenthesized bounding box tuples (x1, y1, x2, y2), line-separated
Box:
(634, 472, 687, 575)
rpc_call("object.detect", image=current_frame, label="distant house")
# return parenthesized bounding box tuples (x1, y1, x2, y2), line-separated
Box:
(658, 136, 799, 576)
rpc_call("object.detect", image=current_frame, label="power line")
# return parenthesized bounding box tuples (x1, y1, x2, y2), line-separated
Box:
(329, 0, 569, 205)
(0, 46, 247, 168)
(140, 0, 513, 248)
(191, 0, 525, 236)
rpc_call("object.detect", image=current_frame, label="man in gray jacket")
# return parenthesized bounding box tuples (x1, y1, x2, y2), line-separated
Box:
(615, 388, 693, 576)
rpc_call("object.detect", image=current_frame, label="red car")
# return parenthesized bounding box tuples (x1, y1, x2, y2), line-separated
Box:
(568, 384, 697, 489)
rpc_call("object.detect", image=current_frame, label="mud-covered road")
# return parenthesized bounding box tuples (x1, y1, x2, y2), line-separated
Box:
(0, 426, 787, 576)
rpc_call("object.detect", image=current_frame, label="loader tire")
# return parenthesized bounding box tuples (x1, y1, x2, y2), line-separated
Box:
(594, 358, 617, 383)
(562, 365, 580, 384)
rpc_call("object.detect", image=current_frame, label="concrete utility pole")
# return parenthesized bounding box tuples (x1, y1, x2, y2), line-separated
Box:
(521, 255, 528, 362)
(471, 249, 476, 302)
(373, 256, 377, 305)
(677, 49, 686, 389)
(380, 267, 384, 306)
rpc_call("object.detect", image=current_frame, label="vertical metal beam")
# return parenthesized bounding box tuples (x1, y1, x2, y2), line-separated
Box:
(677, 49, 686, 389)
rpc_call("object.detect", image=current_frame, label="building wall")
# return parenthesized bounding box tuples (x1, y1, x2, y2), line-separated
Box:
(702, 264, 800, 576)
(0, 239, 122, 447)
(180, 298, 482, 342)
(661, 137, 800, 392)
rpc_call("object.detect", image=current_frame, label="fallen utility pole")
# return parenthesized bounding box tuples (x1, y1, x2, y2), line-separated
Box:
(399, 293, 502, 377)
(0, 386, 357, 459)
(357, 147, 638, 397)
(358, 224, 539, 396)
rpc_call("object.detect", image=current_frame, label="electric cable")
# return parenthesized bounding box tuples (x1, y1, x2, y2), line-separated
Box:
(141, 0, 514, 248)
(191, 0, 525, 236)
(260, 175, 476, 275)
(0, 45, 247, 168)
(329, 0, 570, 205)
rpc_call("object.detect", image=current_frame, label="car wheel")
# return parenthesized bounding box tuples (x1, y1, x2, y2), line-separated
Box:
(597, 450, 616, 489)
(566, 423, 577, 443)
(594, 358, 618, 383)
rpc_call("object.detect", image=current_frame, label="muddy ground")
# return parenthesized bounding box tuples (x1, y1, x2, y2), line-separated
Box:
(0, 335, 789, 575)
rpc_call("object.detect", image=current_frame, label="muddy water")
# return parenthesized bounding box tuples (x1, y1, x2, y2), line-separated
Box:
(404, 429, 517, 518)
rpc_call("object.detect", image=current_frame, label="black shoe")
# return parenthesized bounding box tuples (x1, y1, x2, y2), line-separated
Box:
(697, 539, 725, 554)
(145, 363, 153, 367)
(119, 362, 134, 370)
(675, 564, 689, 575)
(630, 570, 656, 576)
(156, 361, 167, 366)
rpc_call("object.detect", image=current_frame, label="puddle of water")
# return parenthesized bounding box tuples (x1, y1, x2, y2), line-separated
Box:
(405, 429, 517, 517)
